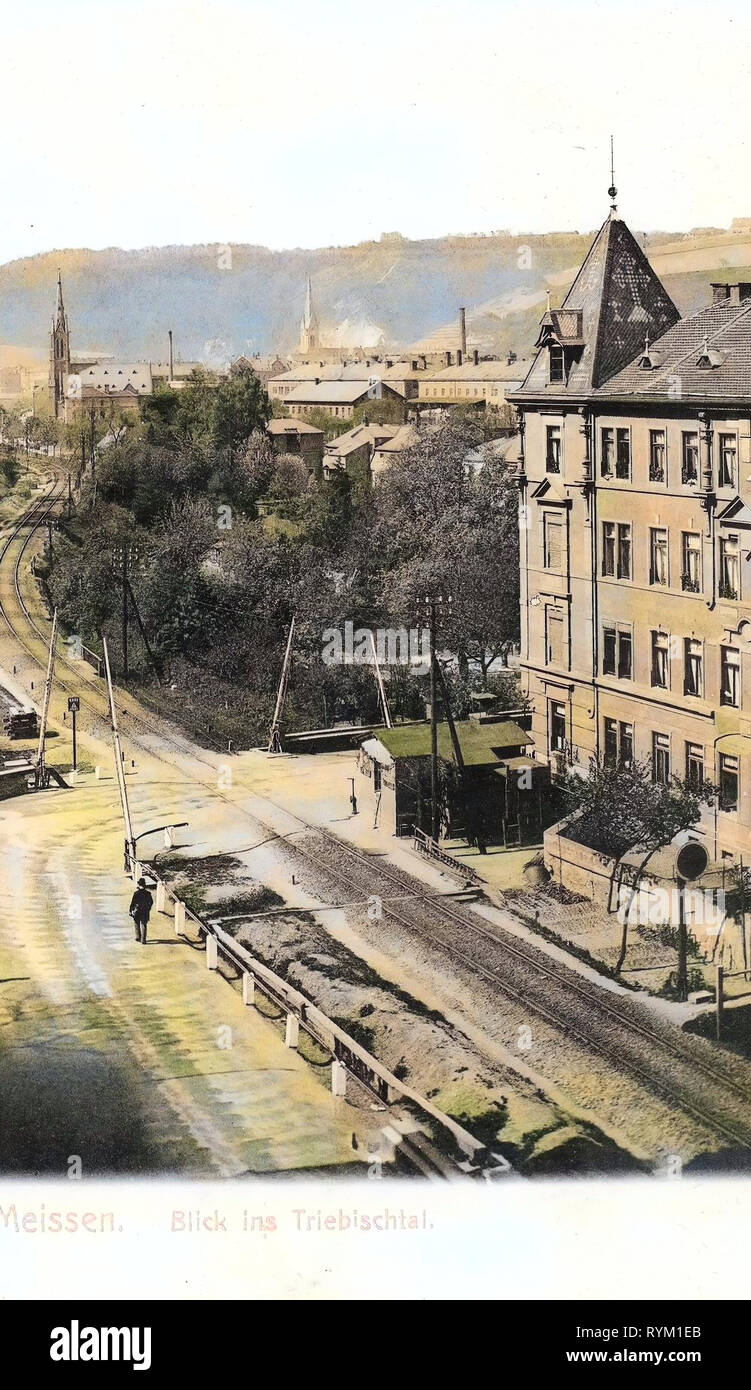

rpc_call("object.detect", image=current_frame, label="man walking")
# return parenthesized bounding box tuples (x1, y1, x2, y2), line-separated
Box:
(129, 877, 153, 945)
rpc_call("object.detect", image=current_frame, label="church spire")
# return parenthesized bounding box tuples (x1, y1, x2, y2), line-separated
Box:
(298, 275, 319, 355)
(55, 268, 67, 332)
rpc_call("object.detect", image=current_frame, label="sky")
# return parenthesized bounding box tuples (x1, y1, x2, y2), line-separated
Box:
(2, 0, 750, 263)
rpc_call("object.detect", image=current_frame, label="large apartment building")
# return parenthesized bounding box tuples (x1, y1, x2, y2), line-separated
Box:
(511, 199, 751, 859)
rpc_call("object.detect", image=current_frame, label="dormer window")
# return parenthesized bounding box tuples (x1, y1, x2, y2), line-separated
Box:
(697, 336, 724, 369)
(549, 345, 565, 383)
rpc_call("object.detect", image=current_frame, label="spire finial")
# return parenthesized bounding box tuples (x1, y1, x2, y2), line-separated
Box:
(608, 134, 618, 214)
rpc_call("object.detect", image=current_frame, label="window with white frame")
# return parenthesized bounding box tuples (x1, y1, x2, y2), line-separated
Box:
(652, 732, 670, 784)
(649, 429, 666, 482)
(650, 527, 669, 585)
(651, 631, 669, 688)
(721, 646, 740, 707)
(719, 753, 739, 812)
(719, 534, 740, 600)
(718, 433, 737, 487)
(684, 638, 703, 697)
(617, 523, 632, 579)
(601, 427, 614, 477)
(681, 532, 702, 592)
(546, 425, 561, 473)
(602, 521, 615, 576)
(686, 742, 704, 788)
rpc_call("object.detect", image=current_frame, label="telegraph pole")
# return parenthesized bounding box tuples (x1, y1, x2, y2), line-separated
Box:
(103, 636, 136, 873)
(122, 546, 129, 680)
(429, 600, 439, 840)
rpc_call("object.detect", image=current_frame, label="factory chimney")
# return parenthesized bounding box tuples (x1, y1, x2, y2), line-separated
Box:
(459, 307, 467, 357)
(168, 329, 174, 381)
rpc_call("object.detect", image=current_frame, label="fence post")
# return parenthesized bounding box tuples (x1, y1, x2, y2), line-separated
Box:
(285, 1014, 299, 1049)
(156, 880, 166, 913)
(132, 859, 142, 884)
(716, 964, 724, 1041)
(242, 972, 255, 1006)
(331, 1060, 347, 1097)
(206, 935, 218, 970)
(174, 899, 185, 936)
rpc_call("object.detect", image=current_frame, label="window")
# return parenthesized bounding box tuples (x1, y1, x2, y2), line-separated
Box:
(546, 425, 561, 473)
(543, 514, 563, 569)
(604, 717, 618, 767)
(617, 523, 632, 579)
(686, 742, 704, 788)
(681, 532, 702, 592)
(650, 527, 669, 585)
(549, 701, 567, 754)
(684, 638, 703, 697)
(549, 346, 564, 382)
(617, 629, 632, 680)
(615, 428, 631, 480)
(602, 624, 617, 675)
(719, 534, 740, 600)
(545, 608, 565, 666)
(719, 433, 737, 487)
(603, 718, 633, 767)
(652, 732, 670, 785)
(719, 754, 739, 812)
(649, 429, 666, 482)
(602, 522, 615, 576)
(682, 431, 699, 484)
(601, 427, 614, 477)
(721, 646, 740, 707)
(651, 631, 669, 688)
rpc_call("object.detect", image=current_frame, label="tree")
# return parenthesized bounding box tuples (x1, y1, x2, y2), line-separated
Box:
(373, 416, 520, 674)
(563, 758, 717, 974)
(212, 363, 271, 451)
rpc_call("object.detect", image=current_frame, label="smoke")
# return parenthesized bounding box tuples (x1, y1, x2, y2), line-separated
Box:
(326, 317, 386, 348)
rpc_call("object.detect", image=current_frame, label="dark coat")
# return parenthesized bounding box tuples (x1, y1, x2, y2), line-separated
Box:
(129, 887, 153, 922)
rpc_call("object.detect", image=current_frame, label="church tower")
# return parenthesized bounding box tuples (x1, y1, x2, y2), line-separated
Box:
(49, 270, 70, 417)
(298, 276, 320, 357)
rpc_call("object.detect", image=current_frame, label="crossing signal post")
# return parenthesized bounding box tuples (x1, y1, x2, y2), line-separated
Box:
(67, 696, 80, 771)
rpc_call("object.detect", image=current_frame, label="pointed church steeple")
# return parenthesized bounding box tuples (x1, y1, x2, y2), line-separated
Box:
(49, 269, 71, 418)
(298, 276, 319, 355)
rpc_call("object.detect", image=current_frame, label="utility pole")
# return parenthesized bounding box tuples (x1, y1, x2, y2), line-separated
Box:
(35, 608, 58, 790)
(121, 546, 129, 680)
(429, 600, 438, 840)
(89, 407, 96, 476)
(268, 615, 295, 753)
(369, 630, 392, 728)
(676, 876, 688, 1002)
(103, 637, 136, 874)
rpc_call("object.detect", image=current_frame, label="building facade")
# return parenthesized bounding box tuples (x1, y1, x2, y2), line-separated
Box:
(512, 202, 751, 860)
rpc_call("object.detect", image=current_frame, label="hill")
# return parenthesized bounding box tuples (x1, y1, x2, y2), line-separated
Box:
(2, 224, 751, 367)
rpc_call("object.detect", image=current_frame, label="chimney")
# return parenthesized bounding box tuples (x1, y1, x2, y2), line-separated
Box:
(473, 348, 479, 366)
(457, 349, 463, 366)
(168, 329, 174, 379)
(459, 306, 467, 356)
(445, 350, 452, 367)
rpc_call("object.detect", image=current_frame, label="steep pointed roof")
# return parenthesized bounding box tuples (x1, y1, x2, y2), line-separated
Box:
(301, 275, 318, 334)
(516, 213, 681, 398)
(55, 269, 67, 332)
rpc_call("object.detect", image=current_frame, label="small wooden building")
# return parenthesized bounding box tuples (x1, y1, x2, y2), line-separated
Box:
(356, 718, 544, 843)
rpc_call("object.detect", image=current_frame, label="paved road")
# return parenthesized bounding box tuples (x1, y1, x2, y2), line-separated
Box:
(0, 509, 364, 1177)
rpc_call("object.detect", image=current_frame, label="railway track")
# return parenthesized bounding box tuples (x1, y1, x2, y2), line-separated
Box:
(4, 481, 751, 1156)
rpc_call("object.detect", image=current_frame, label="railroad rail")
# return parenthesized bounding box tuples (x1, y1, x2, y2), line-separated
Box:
(4, 483, 751, 1156)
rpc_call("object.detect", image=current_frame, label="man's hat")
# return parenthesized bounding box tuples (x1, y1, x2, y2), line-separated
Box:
(137, 877, 147, 887)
